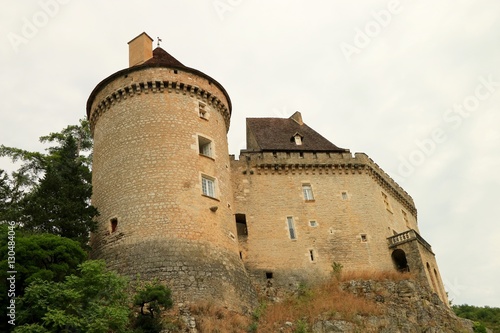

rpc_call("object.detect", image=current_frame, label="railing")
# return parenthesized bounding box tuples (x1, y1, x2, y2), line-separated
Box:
(387, 229, 433, 253)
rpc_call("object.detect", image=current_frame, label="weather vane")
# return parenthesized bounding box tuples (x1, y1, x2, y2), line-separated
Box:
(157, 37, 162, 47)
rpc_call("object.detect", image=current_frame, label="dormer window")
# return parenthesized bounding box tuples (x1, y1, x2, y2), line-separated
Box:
(291, 132, 303, 146)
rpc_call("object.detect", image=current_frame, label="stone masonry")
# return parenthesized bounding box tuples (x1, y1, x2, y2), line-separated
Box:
(87, 32, 448, 312)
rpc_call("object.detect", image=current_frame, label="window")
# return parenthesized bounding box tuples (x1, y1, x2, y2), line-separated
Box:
(235, 213, 248, 236)
(381, 191, 392, 212)
(341, 191, 348, 200)
(110, 218, 118, 233)
(265, 272, 273, 279)
(302, 184, 314, 201)
(198, 136, 213, 157)
(309, 249, 315, 262)
(309, 220, 318, 227)
(360, 234, 368, 242)
(198, 102, 207, 119)
(201, 175, 216, 198)
(402, 210, 410, 228)
(287, 216, 296, 240)
(294, 135, 302, 145)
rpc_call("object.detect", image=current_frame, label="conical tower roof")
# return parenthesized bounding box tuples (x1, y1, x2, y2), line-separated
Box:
(142, 47, 185, 67)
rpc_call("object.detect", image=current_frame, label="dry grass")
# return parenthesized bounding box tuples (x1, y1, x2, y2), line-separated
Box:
(189, 301, 251, 333)
(187, 271, 413, 332)
(257, 278, 383, 331)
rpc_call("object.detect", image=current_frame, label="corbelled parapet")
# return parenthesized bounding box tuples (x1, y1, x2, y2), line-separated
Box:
(233, 150, 416, 217)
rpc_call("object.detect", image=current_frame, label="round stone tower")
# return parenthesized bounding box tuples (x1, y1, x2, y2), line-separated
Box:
(86, 32, 256, 311)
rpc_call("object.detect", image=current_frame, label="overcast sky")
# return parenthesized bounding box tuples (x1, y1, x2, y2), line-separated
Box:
(1, 1, 499, 307)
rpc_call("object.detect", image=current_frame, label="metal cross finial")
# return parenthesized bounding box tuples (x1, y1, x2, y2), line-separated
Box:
(157, 37, 162, 47)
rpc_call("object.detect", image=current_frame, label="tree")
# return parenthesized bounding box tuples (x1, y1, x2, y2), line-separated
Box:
(0, 228, 87, 332)
(15, 260, 132, 333)
(453, 304, 500, 333)
(132, 281, 174, 333)
(0, 119, 97, 245)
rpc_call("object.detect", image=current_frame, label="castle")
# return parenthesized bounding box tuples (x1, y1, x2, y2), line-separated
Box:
(87, 32, 448, 312)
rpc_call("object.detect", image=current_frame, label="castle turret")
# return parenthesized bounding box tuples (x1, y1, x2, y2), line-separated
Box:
(87, 32, 256, 311)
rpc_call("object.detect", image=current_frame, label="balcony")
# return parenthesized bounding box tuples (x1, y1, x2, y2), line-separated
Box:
(387, 229, 433, 254)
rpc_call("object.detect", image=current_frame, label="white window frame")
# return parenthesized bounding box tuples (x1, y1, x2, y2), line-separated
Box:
(302, 184, 314, 201)
(201, 175, 216, 198)
(198, 136, 213, 158)
(287, 216, 297, 240)
(294, 135, 302, 145)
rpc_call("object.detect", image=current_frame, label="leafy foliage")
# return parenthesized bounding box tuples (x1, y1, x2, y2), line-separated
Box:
(132, 280, 173, 333)
(0, 119, 97, 245)
(453, 304, 500, 333)
(0, 228, 86, 291)
(15, 260, 132, 333)
(0, 227, 87, 332)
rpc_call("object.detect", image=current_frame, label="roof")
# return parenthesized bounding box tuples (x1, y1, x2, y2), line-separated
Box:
(142, 47, 185, 67)
(245, 112, 348, 152)
(87, 47, 231, 118)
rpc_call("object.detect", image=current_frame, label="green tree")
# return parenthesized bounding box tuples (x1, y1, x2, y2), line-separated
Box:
(453, 304, 500, 333)
(0, 228, 87, 332)
(0, 119, 97, 245)
(133, 281, 174, 333)
(15, 260, 132, 333)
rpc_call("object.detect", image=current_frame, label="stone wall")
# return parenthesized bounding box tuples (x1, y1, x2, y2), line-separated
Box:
(230, 151, 444, 298)
(88, 66, 257, 311)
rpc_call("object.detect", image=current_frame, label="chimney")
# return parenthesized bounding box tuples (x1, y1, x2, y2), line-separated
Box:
(289, 111, 304, 125)
(128, 32, 153, 67)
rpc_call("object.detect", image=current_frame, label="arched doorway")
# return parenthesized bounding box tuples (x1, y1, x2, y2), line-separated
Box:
(391, 249, 409, 272)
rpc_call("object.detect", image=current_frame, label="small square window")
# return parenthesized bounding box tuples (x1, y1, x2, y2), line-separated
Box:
(199, 102, 207, 119)
(198, 136, 213, 158)
(202, 175, 216, 198)
(341, 192, 348, 200)
(360, 234, 368, 242)
(265, 272, 273, 279)
(302, 184, 314, 201)
(309, 220, 318, 227)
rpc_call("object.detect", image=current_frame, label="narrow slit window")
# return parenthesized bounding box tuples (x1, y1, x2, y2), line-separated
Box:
(402, 210, 410, 228)
(309, 249, 315, 262)
(381, 191, 392, 212)
(198, 136, 213, 157)
(302, 184, 314, 201)
(201, 175, 216, 198)
(110, 218, 118, 233)
(287, 216, 297, 240)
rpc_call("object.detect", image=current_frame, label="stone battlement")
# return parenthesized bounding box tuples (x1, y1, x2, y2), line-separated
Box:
(232, 150, 416, 216)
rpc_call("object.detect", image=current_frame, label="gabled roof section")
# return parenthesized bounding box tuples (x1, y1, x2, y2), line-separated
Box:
(142, 47, 185, 67)
(245, 112, 348, 152)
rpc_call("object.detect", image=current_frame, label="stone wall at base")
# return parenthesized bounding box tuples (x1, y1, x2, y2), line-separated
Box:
(92, 238, 257, 312)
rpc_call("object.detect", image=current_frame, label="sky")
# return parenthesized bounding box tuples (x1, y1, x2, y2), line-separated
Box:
(1, 0, 499, 307)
